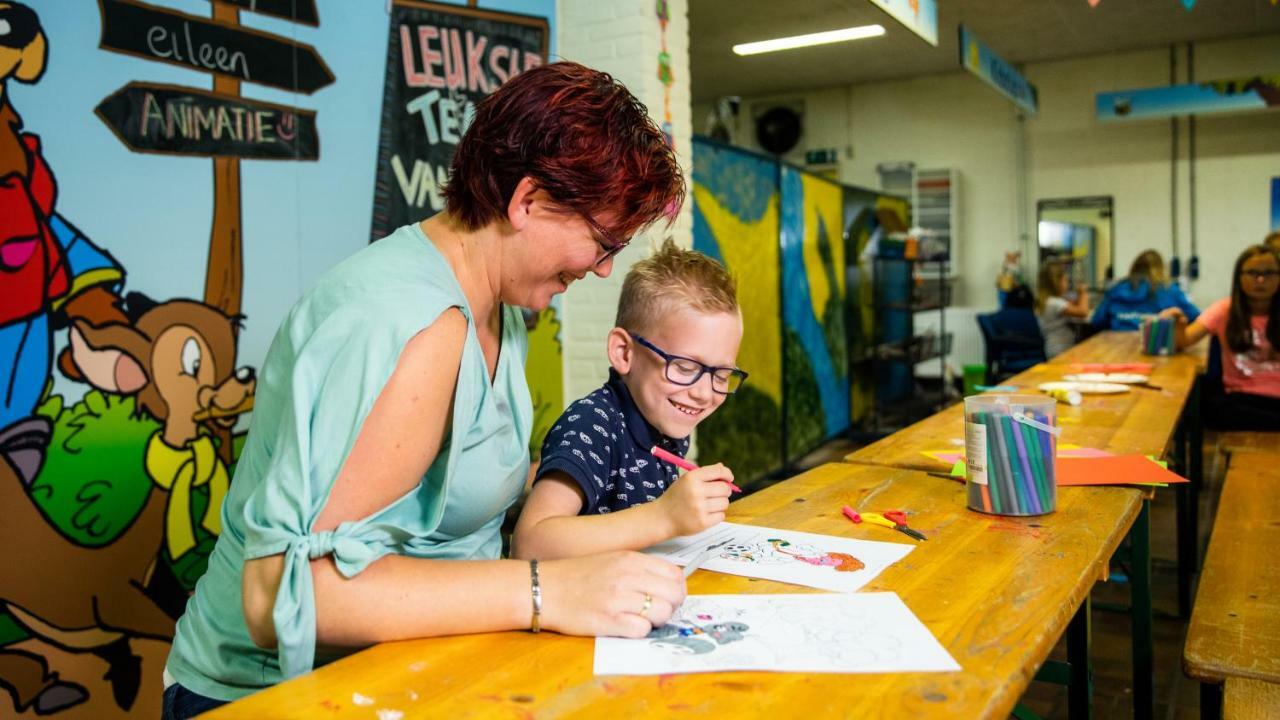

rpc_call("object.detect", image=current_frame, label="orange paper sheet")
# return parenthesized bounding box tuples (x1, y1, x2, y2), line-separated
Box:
(1055, 455, 1189, 486)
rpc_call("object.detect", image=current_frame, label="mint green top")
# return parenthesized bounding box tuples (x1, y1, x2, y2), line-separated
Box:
(166, 224, 532, 700)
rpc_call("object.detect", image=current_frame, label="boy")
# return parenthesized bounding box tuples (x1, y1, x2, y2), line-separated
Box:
(513, 239, 746, 560)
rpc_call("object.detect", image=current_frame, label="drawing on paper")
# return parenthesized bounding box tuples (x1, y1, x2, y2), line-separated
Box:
(645, 522, 910, 593)
(594, 593, 962, 676)
(719, 538, 865, 572)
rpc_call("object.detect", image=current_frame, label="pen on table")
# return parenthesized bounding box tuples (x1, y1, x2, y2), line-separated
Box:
(650, 445, 743, 493)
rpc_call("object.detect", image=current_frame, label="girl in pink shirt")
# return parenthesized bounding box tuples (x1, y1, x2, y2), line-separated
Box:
(1163, 244, 1280, 430)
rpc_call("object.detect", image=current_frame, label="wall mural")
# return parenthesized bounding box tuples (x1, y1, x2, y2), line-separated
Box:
(690, 137, 784, 483)
(0, 1, 556, 716)
(779, 167, 847, 461)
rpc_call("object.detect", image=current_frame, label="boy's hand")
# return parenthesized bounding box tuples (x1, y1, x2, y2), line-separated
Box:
(654, 463, 734, 536)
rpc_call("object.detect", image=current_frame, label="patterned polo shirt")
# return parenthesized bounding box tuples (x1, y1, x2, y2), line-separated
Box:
(536, 369, 691, 514)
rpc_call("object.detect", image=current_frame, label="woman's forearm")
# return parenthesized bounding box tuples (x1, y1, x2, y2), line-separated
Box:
(312, 556, 531, 646)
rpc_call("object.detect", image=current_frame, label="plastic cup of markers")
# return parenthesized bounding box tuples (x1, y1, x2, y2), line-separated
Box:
(964, 395, 1059, 517)
(1140, 316, 1176, 356)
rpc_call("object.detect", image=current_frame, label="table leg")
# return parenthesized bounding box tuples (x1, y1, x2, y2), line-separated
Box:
(1067, 595, 1092, 720)
(1174, 404, 1193, 618)
(1200, 682, 1222, 720)
(1131, 500, 1153, 720)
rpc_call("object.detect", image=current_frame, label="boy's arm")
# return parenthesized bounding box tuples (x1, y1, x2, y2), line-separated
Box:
(512, 472, 677, 560)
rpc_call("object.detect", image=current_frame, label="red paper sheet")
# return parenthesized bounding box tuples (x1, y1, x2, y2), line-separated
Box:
(1055, 455, 1189, 486)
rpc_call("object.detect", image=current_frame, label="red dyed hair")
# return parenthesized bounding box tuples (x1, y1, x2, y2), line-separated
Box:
(442, 61, 684, 240)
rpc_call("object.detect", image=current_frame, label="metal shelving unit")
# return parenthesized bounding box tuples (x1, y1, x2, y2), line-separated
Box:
(868, 253, 952, 434)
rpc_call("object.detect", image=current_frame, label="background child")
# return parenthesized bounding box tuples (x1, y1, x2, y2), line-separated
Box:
(513, 240, 746, 560)
(1092, 249, 1199, 331)
(1163, 243, 1280, 430)
(1035, 259, 1090, 358)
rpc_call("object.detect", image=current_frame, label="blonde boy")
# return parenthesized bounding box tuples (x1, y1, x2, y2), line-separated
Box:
(513, 240, 746, 559)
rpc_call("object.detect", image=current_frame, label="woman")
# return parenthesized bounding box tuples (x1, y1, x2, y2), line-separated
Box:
(162, 62, 688, 718)
(1035, 260, 1090, 358)
(1163, 244, 1280, 430)
(1091, 249, 1199, 331)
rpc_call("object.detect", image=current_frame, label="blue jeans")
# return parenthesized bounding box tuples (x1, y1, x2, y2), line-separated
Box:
(161, 682, 228, 720)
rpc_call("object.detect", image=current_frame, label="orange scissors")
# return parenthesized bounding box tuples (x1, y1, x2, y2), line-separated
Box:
(842, 507, 928, 541)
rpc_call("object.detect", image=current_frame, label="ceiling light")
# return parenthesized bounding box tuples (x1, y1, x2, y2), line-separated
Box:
(732, 24, 886, 56)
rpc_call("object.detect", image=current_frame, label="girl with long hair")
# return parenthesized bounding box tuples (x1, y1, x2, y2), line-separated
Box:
(1035, 260, 1090, 358)
(1091, 249, 1200, 330)
(1164, 243, 1280, 430)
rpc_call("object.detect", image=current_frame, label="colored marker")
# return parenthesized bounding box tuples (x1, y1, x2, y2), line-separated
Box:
(649, 445, 742, 493)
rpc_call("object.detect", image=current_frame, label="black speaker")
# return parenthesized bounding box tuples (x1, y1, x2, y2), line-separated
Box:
(755, 106, 801, 155)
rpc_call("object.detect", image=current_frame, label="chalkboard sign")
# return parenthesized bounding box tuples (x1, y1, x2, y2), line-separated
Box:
(96, 82, 319, 160)
(370, 0, 548, 241)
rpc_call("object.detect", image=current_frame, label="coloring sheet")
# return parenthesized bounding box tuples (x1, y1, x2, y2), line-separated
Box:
(645, 522, 914, 593)
(594, 593, 961, 675)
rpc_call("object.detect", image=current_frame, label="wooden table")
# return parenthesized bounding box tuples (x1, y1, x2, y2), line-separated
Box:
(844, 358, 1200, 473)
(206, 462, 1142, 720)
(845, 332, 1205, 720)
(1049, 330, 1209, 369)
(1183, 452, 1280, 718)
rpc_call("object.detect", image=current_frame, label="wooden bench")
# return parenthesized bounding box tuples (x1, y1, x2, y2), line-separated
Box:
(1183, 451, 1280, 719)
(1224, 678, 1280, 720)
(1217, 431, 1279, 455)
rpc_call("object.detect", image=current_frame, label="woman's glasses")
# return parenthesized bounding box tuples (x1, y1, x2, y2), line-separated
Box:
(629, 333, 748, 395)
(580, 213, 630, 267)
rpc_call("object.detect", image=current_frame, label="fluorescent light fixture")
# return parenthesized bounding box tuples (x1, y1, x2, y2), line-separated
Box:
(733, 24, 886, 56)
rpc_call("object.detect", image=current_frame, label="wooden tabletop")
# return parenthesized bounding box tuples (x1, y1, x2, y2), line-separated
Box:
(847, 339, 1203, 473)
(206, 462, 1141, 720)
(1048, 330, 1209, 369)
(1183, 451, 1280, 685)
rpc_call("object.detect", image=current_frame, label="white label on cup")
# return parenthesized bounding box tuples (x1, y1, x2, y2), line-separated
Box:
(965, 421, 988, 486)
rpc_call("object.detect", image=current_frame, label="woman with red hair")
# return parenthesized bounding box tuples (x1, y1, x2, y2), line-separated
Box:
(162, 62, 686, 718)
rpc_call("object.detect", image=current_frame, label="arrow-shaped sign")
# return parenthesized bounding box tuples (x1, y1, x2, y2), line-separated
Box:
(96, 82, 319, 160)
(98, 0, 334, 94)
(199, 0, 319, 26)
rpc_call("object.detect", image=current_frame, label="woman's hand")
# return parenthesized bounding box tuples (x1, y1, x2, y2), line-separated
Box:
(653, 464, 734, 537)
(538, 552, 686, 637)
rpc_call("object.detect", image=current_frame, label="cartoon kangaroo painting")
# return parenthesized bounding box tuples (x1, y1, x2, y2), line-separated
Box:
(0, 297, 254, 715)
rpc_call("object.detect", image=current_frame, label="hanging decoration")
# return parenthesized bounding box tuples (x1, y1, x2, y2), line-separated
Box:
(656, 0, 674, 149)
(1181, 0, 1196, 9)
(1087, 0, 1101, 7)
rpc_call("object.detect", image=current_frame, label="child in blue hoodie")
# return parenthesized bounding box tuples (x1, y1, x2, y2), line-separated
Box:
(1091, 249, 1200, 331)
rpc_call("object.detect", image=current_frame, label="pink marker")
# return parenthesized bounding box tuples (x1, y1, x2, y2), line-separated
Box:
(650, 445, 742, 493)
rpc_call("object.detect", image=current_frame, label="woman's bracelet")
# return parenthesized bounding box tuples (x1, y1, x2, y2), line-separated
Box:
(529, 559, 542, 633)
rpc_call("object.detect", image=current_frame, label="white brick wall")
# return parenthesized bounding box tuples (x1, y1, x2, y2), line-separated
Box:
(556, 0, 693, 401)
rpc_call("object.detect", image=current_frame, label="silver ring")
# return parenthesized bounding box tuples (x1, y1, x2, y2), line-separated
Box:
(639, 593, 653, 618)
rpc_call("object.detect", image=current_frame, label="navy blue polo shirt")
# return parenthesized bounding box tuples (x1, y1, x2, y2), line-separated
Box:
(536, 369, 691, 515)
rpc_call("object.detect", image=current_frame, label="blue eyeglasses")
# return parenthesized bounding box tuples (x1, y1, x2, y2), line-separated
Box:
(629, 332, 748, 395)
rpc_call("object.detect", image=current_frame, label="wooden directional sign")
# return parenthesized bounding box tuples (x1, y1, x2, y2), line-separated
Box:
(97, 0, 334, 94)
(199, 0, 319, 26)
(96, 82, 319, 160)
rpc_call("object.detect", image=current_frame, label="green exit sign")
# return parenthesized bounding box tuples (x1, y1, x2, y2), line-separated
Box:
(805, 148, 839, 166)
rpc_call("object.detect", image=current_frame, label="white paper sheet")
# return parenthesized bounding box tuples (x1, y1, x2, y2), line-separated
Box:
(645, 521, 914, 593)
(594, 593, 961, 675)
